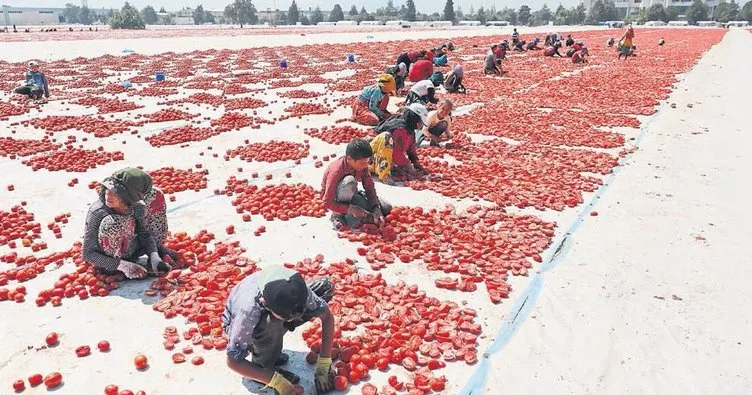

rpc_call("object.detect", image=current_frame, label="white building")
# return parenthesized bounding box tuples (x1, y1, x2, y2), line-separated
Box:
(1, 5, 61, 26)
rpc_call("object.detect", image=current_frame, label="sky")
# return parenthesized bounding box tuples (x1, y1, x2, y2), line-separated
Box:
(21, 0, 583, 14)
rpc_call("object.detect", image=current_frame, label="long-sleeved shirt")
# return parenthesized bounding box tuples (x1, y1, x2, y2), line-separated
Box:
(408, 60, 433, 82)
(392, 128, 420, 168)
(358, 84, 386, 118)
(24, 71, 49, 97)
(396, 51, 418, 70)
(321, 156, 379, 215)
(82, 199, 157, 271)
(222, 270, 327, 361)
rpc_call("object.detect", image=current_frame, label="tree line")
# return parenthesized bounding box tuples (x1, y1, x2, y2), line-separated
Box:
(64, 0, 752, 30)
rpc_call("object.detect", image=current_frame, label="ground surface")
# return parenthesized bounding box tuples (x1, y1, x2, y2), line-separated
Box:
(0, 25, 748, 395)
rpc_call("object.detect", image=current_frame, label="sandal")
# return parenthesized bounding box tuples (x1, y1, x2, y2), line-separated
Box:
(275, 352, 289, 367)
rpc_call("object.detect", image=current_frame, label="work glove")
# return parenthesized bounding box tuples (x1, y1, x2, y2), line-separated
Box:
(372, 207, 385, 227)
(149, 251, 171, 274)
(314, 357, 334, 394)
(117, 260, 147, 280)
(347, 205, 370, 219)
(266, 371, 296, 395)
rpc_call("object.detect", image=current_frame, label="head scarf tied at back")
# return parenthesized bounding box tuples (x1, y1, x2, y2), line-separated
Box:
(103, 168, 154, 205)
(453, 65, 464, 79)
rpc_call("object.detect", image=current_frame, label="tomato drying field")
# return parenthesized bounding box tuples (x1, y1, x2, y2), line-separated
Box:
(0, 26, 738, 395)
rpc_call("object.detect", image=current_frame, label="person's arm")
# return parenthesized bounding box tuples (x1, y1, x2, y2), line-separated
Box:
(133, 205, 158, 256)
(368, 89, 384, 118)
(391, 129, 412, 168)
(444, 116, 453, 139)
(360, 168, 380, 209)
(427, 88, 438, 104)
(321, 168, 350, 215)
(82, 206, 123, 271)
(318, 307, 334, 358)
(406, 136, 421, 169)
(41, 72, 49, 98)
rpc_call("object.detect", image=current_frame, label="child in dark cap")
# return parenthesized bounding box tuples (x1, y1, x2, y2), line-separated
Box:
(222, 265, 335, 395)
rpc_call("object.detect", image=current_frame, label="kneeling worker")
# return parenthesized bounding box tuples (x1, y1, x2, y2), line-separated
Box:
(351, 74, 396, 126)
(223, 266, 336, 395)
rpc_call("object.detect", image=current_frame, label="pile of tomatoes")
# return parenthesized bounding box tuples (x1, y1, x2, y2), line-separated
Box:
(21, 148, 124, 172)
(73, 96, 143, 114)
(143, 108, 197, 123)
(210, 112, 268, 132)
(224, 179, 326, 221)
(304, 125, 371, 145)
(0, 204, 42, 249)
(26, 115, 137, 137)
(145, 125, 221, 147)
(280, 103, 333, 120)
(149, 166, 209, 194)
(0, 137, 60, 158)
(278, 89, 323, 99)
(226, 140, 309, 163)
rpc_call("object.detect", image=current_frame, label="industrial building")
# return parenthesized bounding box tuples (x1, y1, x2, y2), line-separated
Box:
(1, 5, 62, 26)
(584, 0, 721, 20)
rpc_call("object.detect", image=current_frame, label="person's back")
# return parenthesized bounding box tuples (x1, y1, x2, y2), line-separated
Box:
(485, 51, 497, 69)
(408, 59, 433, 82)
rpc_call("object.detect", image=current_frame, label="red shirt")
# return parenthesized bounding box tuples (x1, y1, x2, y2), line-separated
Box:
(409, 60, 433, 82)
(320, 156, 378, 214)
(391, 128, 419, 168)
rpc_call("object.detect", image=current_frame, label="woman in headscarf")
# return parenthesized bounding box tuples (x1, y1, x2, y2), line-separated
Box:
(82, 171, 169, 280)
(384, 62, 408, 95)
(351, 74, 396, 126)
(618, 24, 635, 59)
(443, 65, 465, 93)
(526, 38, 543, 50)
(432, 46, 449, 66)
(396, 50, 421, 72)
(408, 58, 434, 83)
(572, 47, 589, 64)
(369, 103, 429, 185)
(112, 167, 176, 261)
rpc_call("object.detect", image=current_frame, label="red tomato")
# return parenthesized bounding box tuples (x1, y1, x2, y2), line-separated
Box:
(105, 384, 119, 395)
(75, 345, 91, 357)
(27, 374, 42, 387)
(98, 340, 110, 352)
(306, 351, 318, 365)
(361, 383, 378, 395)
(388, 375, 404, 390)
(134, 354, 148, 370)
(191, 356, 204, 365)
(43, 372, 62, 389)
(376, 357, 389, 371)
(12, 379, 24, 392)
(119, 391, 134, 395)
(45, 332, 59, 346)
(334, 376, 348, 391)
(172, 353, 186, 363)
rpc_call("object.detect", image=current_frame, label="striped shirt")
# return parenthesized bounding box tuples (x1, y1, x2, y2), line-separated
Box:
(82, 199, 157, 271)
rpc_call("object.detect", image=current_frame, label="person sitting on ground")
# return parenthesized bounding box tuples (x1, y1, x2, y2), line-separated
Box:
(443, 65, 465, 94)
(351, 74, 396, 126)
(370, 103, 429, 185)
(14, 61, 49, 102)
(82, 174, 168, 280)
(565, 34, 575, 47)
(405, 79, 439, 106)
(544, 42, 563, 57)
(607, 37, 615, 47)
(110, 167, 178, 262)
(385, 62, 408, 95)
(408, 58, 434, 83)
(485, 45, 503, 75)
(526, 38, 543, 50)
(419, 99, 453, 147)
(432, 47, 449, 66)
(223, 265, 335, 395)
(566, 41, 583, 57)
(572, 47, 589, 64)
(322, 138, 392, 229)
(514, 39, 527, 51)
(658, 38, 665, 46)
(396, 50, 421, 73)
(512, 28, 520, 46)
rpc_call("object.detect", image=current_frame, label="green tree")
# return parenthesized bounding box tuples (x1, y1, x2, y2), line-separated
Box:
(443, 0, 456, 22)
(330, 4, 344, 21)
(497, 7, 518, 24)
(518, 5, 532, 25)
(570, 3, 587, 24)
(300, 14, 310, 24)
(63, 3, 81, 23)
(349, 5, 358, 16)
(80, 6, 92, 24)
(646, 4, 667, 21)
(110, 2, 146, 29)
(714, 0, 740, 22)
(405, 0, 417, 21)
(685, 0, 709, 24)
(741, 1, 752, 23)
(224, 0, 258, 27)
(194, 5, 206, 25)
(288, 1, 299, 24)
(310, 7, 324, 24)
(587, 0, 618, 23)
(665, 5, 679, 21)
(555, 4, 568, 25)
(141, 6, 158, 24)
(533, 4, 553, 25)
(359, 6, 372, 22)
(476, 6, 487, 24)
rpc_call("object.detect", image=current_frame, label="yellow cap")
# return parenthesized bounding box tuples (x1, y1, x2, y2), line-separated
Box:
(378, 74, 396, 94)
